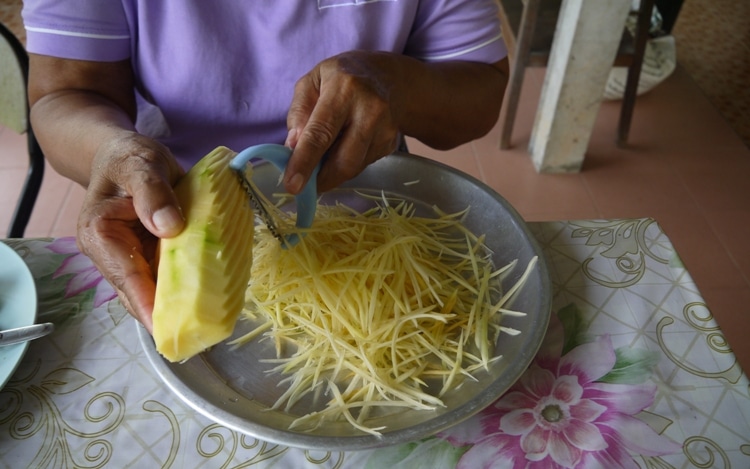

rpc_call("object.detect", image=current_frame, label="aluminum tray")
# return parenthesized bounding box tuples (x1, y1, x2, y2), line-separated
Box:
(138, 151, 551, 451)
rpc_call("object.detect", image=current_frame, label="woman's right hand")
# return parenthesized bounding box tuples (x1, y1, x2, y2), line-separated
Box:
(76, 132, 185, 333)
(28, 55, 188, 332)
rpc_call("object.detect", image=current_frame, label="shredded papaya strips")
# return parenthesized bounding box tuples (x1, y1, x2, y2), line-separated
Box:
(232, 196, 536, 436)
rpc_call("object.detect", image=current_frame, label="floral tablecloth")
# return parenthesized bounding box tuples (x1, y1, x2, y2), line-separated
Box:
(1, 218, 749, 468)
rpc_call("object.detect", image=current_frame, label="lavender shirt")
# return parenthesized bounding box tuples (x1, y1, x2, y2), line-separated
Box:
(23, 1, 506, 169)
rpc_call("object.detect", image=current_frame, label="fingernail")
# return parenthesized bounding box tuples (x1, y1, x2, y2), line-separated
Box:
(152, 206, 183, 234)
(287, 172, 304, 194)
(285, 128, 298, 148)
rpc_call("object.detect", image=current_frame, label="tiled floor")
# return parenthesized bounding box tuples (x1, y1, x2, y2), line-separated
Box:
(2, 2, 750, 372)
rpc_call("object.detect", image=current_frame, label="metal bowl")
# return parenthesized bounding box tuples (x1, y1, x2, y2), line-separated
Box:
(138, 151, 551, 451)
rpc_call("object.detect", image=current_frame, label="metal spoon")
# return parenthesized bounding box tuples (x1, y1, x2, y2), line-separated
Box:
(0, 323, 54, 347)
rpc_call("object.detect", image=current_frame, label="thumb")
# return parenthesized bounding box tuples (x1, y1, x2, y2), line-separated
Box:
(148, 202, 184, 238)
(127, 163, 185, 239)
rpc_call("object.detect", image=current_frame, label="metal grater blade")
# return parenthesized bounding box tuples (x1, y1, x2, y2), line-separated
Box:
(229, 144, 321, 248)
(232, 166, 284, 242)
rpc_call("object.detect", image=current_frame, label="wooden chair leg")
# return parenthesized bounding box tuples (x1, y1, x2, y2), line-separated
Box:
(617, 0, 655, 146)
(499, 62, 526, 149)
(499, 0, 541, 150)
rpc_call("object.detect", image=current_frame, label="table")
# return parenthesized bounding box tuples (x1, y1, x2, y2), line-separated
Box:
(2, 218, 749, 468)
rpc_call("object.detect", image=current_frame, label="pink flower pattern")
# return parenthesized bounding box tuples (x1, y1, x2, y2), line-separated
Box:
(439, 314, 682, 468)
(46, 237, 117, 308)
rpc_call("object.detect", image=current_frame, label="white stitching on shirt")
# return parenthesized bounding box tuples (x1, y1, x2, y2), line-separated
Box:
(318, 0, 397, 10)
(25, 26, 129, 40)
(416, 34, 503, 61)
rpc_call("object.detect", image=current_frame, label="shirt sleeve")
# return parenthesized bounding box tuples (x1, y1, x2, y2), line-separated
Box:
(407, 0, 507, 63)
(22, 0, 131, 61)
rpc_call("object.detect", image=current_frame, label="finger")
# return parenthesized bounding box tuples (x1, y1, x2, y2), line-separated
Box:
(77, 196, 158, 332)
(315, 131, 369, 193)
(285, 77, 348, 195)
(92, 136, 186, 239)
(130, 173, 184, 239)
(114, 279, 155, 333)
(316, 132, 397, 193)
(284, 73, 319, 193)
(316, 109, 399, 193)
(286, 71, 319, 147)
(118, 156, 185, 239)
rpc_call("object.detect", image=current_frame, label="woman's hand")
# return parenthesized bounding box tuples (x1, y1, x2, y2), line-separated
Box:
(284, 51, 402, 195)
(283, 51, 508, 195)
(28, 55, 189, 331)
(76, 133, 185, 333)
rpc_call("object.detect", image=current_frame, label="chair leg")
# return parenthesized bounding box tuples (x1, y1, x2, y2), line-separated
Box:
(499, 62, 527, 149)
(617, 0, 655, 146)
(498, 0, 542, 150)
(7, 131, 45, 238)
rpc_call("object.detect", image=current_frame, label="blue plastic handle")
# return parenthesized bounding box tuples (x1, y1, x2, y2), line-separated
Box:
(230, 144, 320, 246)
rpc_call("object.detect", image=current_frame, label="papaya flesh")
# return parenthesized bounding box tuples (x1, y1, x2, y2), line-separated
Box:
(152, 146, 255, 362)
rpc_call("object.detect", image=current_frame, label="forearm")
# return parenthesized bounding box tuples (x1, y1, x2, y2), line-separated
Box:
(28, 55, 140, 187)
(30, 90, 137, 187)
(391, 55, 509, 150)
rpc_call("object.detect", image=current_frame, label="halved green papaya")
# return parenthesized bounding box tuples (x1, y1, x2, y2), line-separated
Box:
(152, 146, 254, 362)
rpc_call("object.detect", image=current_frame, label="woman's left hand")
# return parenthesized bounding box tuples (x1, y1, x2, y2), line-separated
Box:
(283, 50, 508, 195)
(284, 50, 402, 195)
